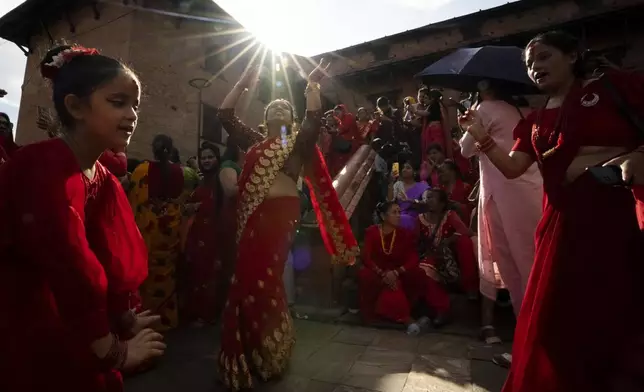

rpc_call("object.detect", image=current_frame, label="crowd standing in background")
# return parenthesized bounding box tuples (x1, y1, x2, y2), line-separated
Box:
(0, 28, 643, 392)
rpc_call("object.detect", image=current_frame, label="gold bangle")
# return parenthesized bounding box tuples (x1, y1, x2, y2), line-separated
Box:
(305, 82, 321, 95)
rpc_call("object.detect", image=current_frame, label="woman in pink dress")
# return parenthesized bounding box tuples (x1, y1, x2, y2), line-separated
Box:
(460, 82, 543, 343)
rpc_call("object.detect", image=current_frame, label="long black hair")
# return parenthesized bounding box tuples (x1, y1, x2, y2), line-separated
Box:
(200, 141, 224, 216)
(40, 44, 137, 130)
(151, 134, 174, 199)
(524, 30, 584, 78)
(374, 201, 397, 224)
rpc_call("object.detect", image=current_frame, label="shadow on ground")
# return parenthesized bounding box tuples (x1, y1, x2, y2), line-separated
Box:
(125, 315, 510, 392)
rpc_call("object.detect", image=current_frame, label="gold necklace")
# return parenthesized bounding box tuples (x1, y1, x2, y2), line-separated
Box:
(379, 225, 396, 255)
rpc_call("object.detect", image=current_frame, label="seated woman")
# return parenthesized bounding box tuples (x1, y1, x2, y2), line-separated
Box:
(418, 188, 479, 299)
(438, 160, 474, 222)
(391, 161, 430, 230)
(358, 202, 450, 334)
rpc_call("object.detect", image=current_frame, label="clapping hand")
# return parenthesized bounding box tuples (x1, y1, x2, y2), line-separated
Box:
(122, 328, 166, 372)
(382, 270, 398, 289)
(131, 310, 162, 336)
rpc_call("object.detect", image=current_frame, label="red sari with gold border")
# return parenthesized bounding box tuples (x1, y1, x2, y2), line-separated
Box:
(216, 109, 358, 391)
(0, 138, 147, 392)
(504, 71, 644, 392)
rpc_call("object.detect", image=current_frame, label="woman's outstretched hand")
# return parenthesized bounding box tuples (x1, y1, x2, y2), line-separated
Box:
(237, 65, 260, 90)
(123, 328, 166, 372)
(457, 110, 487, 141)
(308, 58, 331, 84)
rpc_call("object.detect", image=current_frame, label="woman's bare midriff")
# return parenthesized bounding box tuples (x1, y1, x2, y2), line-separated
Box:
(266, 172, 300, 199)
(564, 145, 628, 183)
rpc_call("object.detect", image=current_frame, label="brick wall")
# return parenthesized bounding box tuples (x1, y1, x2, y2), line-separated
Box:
(15, 1, 267, 160)
(320, 0, 644, 115)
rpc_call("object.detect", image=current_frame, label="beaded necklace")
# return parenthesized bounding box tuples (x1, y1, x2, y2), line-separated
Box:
(379, 225, 396, 255)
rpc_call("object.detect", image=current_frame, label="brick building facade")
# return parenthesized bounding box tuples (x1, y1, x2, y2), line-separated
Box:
(2, 0, 644, 159)
(314, 0, 644, 115)
(0, 0, 303, 159)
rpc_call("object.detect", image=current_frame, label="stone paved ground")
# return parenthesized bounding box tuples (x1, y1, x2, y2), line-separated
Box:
(125, 319, 510, 392)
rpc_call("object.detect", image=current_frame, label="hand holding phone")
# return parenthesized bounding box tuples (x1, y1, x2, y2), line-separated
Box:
(448, 98, 468, 115)
(587, 165, 625, 186)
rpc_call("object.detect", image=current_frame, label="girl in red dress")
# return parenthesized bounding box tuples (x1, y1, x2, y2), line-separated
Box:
(0, 45, 165, 392)
(459, 31, 644, 391)
(182, 141, 224, 325)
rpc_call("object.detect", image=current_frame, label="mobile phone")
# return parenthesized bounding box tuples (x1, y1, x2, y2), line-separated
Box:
(587, 165, 625, 186)
(448, 98, 468, 115)
(391, 162, 400, 177)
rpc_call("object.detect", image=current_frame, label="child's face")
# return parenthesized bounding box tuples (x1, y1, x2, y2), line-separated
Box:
(81, 70, 140, 149)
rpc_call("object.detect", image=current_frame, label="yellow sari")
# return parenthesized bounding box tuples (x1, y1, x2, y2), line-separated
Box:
(129, 160, 192, 330)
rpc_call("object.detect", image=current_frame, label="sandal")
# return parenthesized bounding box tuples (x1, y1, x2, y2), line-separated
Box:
(480, 325, 502, 345)
(493, 353, 512, 368)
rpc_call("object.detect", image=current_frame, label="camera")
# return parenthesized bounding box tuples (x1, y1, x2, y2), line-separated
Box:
(371, 138, 413, 166)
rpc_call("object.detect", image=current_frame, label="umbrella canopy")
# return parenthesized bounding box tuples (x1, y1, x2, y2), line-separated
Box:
(415, 46, 540, 95)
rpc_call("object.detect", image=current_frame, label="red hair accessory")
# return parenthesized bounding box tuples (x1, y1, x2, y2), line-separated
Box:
(41, 45, 100, 80)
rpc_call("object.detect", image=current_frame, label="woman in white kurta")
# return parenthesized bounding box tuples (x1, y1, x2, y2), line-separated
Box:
(460, 83, 543, 343)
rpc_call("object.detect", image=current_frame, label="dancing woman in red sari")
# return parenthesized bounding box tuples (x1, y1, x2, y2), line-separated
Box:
(182, 142, 224, 324)
(0, 45, 164, 392)
(216, 62, 358, 391)
(459, 31, 644, 391)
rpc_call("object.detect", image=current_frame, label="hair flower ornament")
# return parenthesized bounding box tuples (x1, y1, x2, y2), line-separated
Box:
(41, 45, 100, 80)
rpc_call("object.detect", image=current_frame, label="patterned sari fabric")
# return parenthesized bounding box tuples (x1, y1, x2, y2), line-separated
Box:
(417, 211, 478, 293)
(218, 128, 358, 390)
(129, 160, 188, 330)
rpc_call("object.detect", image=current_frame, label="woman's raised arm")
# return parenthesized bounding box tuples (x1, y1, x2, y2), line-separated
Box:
(458, 109, 534, 179)
(218, 67, 265, 150)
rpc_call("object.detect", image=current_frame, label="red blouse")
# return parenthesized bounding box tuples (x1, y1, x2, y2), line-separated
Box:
(362, 225, 419, 274)
(512, 71, 644, 160)
(0, 138, 147, 390)
(511, 71, 644, 204)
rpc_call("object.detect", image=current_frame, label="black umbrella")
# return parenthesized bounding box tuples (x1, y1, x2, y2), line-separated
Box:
(415, 46, 539, 94)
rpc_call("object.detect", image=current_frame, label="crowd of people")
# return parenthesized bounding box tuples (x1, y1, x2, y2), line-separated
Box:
(0, 29, 643, 392)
